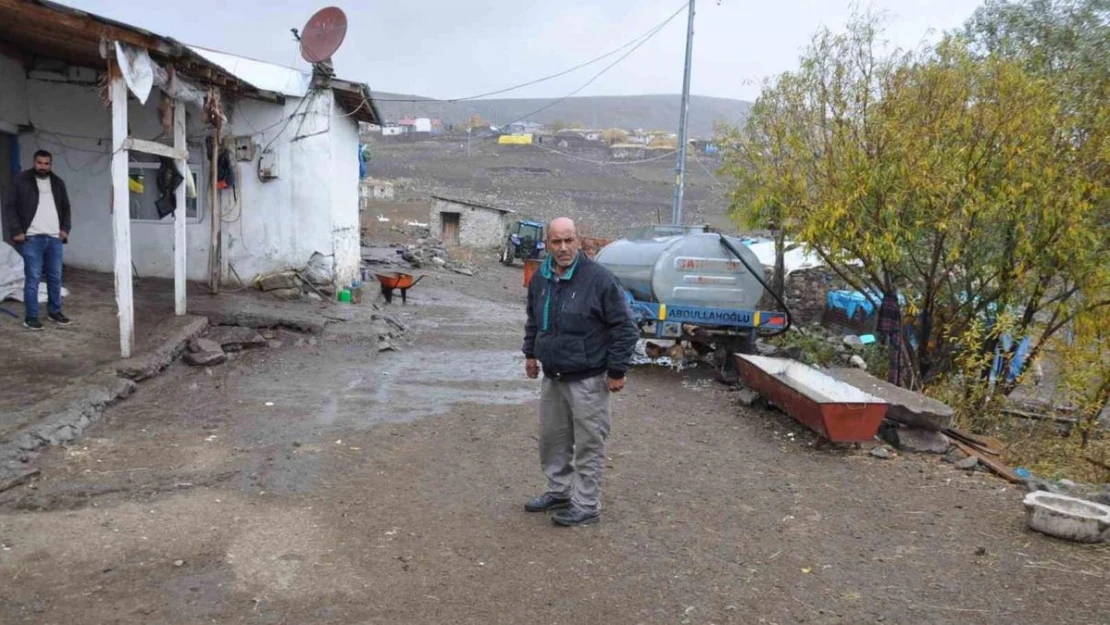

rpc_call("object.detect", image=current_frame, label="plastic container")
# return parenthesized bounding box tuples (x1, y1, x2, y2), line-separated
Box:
(337, 289, 352, 303)
(594, 233, 765, 308)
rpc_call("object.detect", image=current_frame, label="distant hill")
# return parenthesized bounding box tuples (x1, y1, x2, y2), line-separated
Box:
(371, 93, 751, 138)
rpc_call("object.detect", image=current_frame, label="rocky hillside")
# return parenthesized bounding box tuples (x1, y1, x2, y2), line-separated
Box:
(373, 93, 752, 138)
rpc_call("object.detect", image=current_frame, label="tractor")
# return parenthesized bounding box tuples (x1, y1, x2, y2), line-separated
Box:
(499, 220, 545, 266)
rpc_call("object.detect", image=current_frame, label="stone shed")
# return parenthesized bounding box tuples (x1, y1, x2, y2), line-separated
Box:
(430, 196, 514, 248)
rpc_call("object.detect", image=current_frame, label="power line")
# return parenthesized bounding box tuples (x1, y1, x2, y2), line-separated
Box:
(499, 3, 689, 129)
(691, 149, 725, 189)
(373, 2, 690, 104)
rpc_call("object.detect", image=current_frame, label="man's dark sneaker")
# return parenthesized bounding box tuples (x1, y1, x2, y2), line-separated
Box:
(552, 506, 600, 527)
(24, 317, 43, 331)
(48, 312, 71, 326)
(524, 493, 571, 513)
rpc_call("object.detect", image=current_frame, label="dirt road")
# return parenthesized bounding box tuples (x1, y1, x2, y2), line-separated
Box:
(1, 264, 1107, 625)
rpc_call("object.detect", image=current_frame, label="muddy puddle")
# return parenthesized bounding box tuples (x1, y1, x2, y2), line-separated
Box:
(315, 348, 535, 425)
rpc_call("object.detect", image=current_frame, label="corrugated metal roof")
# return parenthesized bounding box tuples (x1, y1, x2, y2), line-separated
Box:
(186, 45, 382, 124)
(187, 45, 312, 97)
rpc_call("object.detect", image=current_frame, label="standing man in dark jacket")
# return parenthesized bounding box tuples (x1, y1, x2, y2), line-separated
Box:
(522, 217, 639, 526)
(2, 150, 72, 330)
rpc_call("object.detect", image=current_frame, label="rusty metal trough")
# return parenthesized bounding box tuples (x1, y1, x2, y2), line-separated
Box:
(736, 354, 889, 444)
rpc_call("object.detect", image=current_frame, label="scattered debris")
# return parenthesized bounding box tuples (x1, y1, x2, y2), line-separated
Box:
(206, 326, 268, 351)
(849, 355, 868, 370)
(184, 350, 226, 367)
(951, 440, 1022, 483)
(735, 388, 761, 407)
(257, 272, 301, 292)
(870, 446, 894, 459)
(188, 338, 223, 354)
(955, 456, 980, 471)
(398, 238, 477, 275)
(943, 446, 968, 464)
(304, 252, 335, 286)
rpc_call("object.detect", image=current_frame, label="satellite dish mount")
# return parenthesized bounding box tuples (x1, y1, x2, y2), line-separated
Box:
(294, 6, 348, 78)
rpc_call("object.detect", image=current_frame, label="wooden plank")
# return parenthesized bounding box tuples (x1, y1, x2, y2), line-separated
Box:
(0, 0, 176, 55)
(952, 440, 1023, 484)
(173, 100, 187, 316)
(208, 121, 221, 294)
(944, 428, 1003, 455)
(123, 137, 186, 160)
(1085, 456, 1110, 472)
(1001, 408, 1078, 425)
(109, 64, 134, 359)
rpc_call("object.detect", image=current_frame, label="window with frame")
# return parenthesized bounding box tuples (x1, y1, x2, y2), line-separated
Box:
(128, 152, 203, 222)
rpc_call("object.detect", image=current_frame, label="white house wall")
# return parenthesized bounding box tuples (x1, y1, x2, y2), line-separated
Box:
(0, 56, 28, 132)
(16, 77, 216, 280)
(1, 63, 351, 285)
(328, 93, 361, 287)
(226, 95, 334, 283)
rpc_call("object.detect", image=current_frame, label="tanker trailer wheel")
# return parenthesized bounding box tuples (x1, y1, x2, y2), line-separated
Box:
(715, 335, 756, 385)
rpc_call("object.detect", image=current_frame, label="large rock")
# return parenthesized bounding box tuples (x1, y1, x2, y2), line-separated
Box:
(184, 351, 226, 367)
(188, 338, 223, 354)
(269, 287, 302, 301)
(206, 326, 268, 351)
(826, 368, 954, 431)
(258, 272, 300, 292)
(893, 427, 951, 454)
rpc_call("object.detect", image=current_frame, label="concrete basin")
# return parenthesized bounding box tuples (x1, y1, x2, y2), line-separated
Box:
(1023, 491, 1110, 543)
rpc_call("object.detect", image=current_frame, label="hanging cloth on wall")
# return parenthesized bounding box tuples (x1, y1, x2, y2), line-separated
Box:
(154, 156, 185, 219)
(207, 135, 236, 190)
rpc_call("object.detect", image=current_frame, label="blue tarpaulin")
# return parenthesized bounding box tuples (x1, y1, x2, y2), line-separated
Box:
(826, 290, 878, 320)
(358, 143, 370, 179)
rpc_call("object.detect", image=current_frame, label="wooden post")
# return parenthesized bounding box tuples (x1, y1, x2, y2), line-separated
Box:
(173, 100, 187, 315)
(208, 118, 221, 293)
(109, 62, 134, 358)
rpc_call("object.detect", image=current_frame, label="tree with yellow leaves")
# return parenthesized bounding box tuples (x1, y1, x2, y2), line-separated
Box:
(717, 14, 1110, 394)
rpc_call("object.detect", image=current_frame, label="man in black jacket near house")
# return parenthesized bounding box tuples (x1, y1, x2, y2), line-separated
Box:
(2, 150, 72, 330)
(522, 217, 639, 526)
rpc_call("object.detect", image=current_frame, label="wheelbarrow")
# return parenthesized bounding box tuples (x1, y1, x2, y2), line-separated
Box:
(375, 272, 427, 305)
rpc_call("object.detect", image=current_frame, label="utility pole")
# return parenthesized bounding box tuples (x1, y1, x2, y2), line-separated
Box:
(670, 0, 696, 225)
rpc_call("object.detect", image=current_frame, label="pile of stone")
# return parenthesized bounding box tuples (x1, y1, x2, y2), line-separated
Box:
(255, 252, 337, 301)
(401, 238, 476, 276)
(370, 311, 409, 352)
(826, 367, 956, 456)
(184, 326, 269, 367)
(755, 267, 848, 326)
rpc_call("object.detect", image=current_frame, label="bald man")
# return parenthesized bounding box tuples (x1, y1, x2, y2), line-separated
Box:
(522, 217, 639, 526)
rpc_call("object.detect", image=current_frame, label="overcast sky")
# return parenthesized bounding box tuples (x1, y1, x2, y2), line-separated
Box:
(65, 0, 982, 102)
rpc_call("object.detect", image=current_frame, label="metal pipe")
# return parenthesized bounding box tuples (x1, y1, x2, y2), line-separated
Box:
(670, 0, 696, 225)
